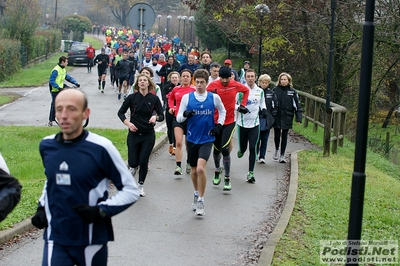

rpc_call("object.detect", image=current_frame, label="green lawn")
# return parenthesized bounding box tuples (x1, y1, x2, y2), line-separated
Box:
(272, 124, 400, 265)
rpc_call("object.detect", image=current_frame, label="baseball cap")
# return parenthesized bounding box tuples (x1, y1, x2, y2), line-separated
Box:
(224, 59, 232, 65)
(244, 60, 250, 65)
(219, 66, 232, 78)
(101, 47, 105, 52)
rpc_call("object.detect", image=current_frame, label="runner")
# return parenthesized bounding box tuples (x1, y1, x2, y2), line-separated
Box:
(85, 43, 96, 73)
(236, 69, 267, 183)
(117, 73, 164, 197)
(94, 48, 109, 93)
(108, 48, 117, 90)
(114, 51, 132, 100)
(168, 69, 196, 175)
(272, 72, 302, 163)
(177, 69, 226, 216)
(163, 71, 180, 155)
(257, 74, 278, 163)
(206, 66, 250, 191)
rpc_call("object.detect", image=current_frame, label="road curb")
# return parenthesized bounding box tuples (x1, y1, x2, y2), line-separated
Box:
(0, 133, 168, 245)
(257, 150, 300, 265)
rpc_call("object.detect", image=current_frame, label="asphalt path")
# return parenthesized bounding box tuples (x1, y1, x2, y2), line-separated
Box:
(0, 56, 309, 265)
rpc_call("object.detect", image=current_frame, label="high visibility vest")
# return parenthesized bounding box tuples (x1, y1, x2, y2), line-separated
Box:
(50, 65, 66, 92)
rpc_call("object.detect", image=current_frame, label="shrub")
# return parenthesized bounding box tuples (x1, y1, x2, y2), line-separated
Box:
(0, 39, 21, 82)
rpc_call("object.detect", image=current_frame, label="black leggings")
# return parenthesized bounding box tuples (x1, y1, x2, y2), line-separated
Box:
(213, 122, 235, 157)
(110, 67, 116, 85)
(237, 125, 260, 172)
(274, 128, 289, 155)
(165, 111, 175, 146)
(127, 132, 155, 184)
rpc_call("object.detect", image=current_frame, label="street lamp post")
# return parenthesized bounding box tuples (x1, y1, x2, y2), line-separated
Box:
(189, 16, 195, 45)
(55, 0, 58, 21)
(255, 4, 270, 78)
(157, 15, 162, 35)
(177, 15, 182, 38)
(167, 15, 172, 40)
(181, 16, 187, 44)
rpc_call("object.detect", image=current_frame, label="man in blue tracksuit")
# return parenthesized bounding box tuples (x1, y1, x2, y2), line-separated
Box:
(32, 89, 140, 266)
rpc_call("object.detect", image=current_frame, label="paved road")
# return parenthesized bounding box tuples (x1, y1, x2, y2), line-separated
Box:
(0, 57, 309, 265)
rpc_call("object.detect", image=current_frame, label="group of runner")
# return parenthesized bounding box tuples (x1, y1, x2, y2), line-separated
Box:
(55, 31, 302, 216)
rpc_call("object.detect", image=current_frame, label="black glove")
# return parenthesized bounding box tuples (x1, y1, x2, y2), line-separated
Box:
(75, 83, 80, 88)
(31, 206, 48, 229)
(72, 204, 103, 224)
(237, 105, 250, 114)
(261, 109, 268, 118)
(210, 124, 223, 136)
(183, 110, 195, 118)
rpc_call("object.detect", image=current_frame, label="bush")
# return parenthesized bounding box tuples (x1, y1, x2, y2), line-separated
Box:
(25, 30, 62, 61)
(0, 39, 21, 82)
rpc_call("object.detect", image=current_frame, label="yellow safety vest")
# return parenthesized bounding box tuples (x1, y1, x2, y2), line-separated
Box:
(50, 65, 66, 92)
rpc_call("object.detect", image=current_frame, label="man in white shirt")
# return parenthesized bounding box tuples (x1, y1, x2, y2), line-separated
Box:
(149, 56, 162, 88)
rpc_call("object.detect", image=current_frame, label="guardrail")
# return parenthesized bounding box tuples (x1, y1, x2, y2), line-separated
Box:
(297, 90, 347, 156)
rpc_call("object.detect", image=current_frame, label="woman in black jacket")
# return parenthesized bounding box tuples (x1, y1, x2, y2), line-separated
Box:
(117, 73, 164, 197)
(272, 72, 302, 163)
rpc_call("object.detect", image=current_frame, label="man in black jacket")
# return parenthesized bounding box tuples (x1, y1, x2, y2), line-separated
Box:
(94, 48, 109, 93)
(115, 52, 132, 100)
(157, 56, 179, 89)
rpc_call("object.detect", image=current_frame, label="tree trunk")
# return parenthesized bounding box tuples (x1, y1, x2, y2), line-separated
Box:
(382, 104, 399, 128)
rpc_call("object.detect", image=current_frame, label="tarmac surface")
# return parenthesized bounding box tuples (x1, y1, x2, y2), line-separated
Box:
(0, 51, 311, 265)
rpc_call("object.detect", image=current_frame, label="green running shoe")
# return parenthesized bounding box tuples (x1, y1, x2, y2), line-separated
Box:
(246, 171, 255, 183)
(223, 178, 232, 191)
(237, 151, 244, 158)
(213, 167, 223, 185)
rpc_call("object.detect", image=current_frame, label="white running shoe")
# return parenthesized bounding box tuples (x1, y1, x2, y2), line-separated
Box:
(186, 164, 191, 174)
(192, 194, 199, 211)
(195, 201, 205, 216)
(139, 185, 145, 197)
(279, 155, 286, 163)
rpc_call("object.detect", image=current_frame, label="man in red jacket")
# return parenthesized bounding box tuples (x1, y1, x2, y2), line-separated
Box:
(206, 66, 250, 191)
(85, 43, 96, 73)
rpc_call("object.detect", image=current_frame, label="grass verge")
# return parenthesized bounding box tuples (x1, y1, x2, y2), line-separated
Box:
(0, 126, 163, 230)
(271, 124, 400, 265)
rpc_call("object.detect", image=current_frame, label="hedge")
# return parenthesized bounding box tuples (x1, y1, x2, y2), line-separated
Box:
(0, 29, 62, 82)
